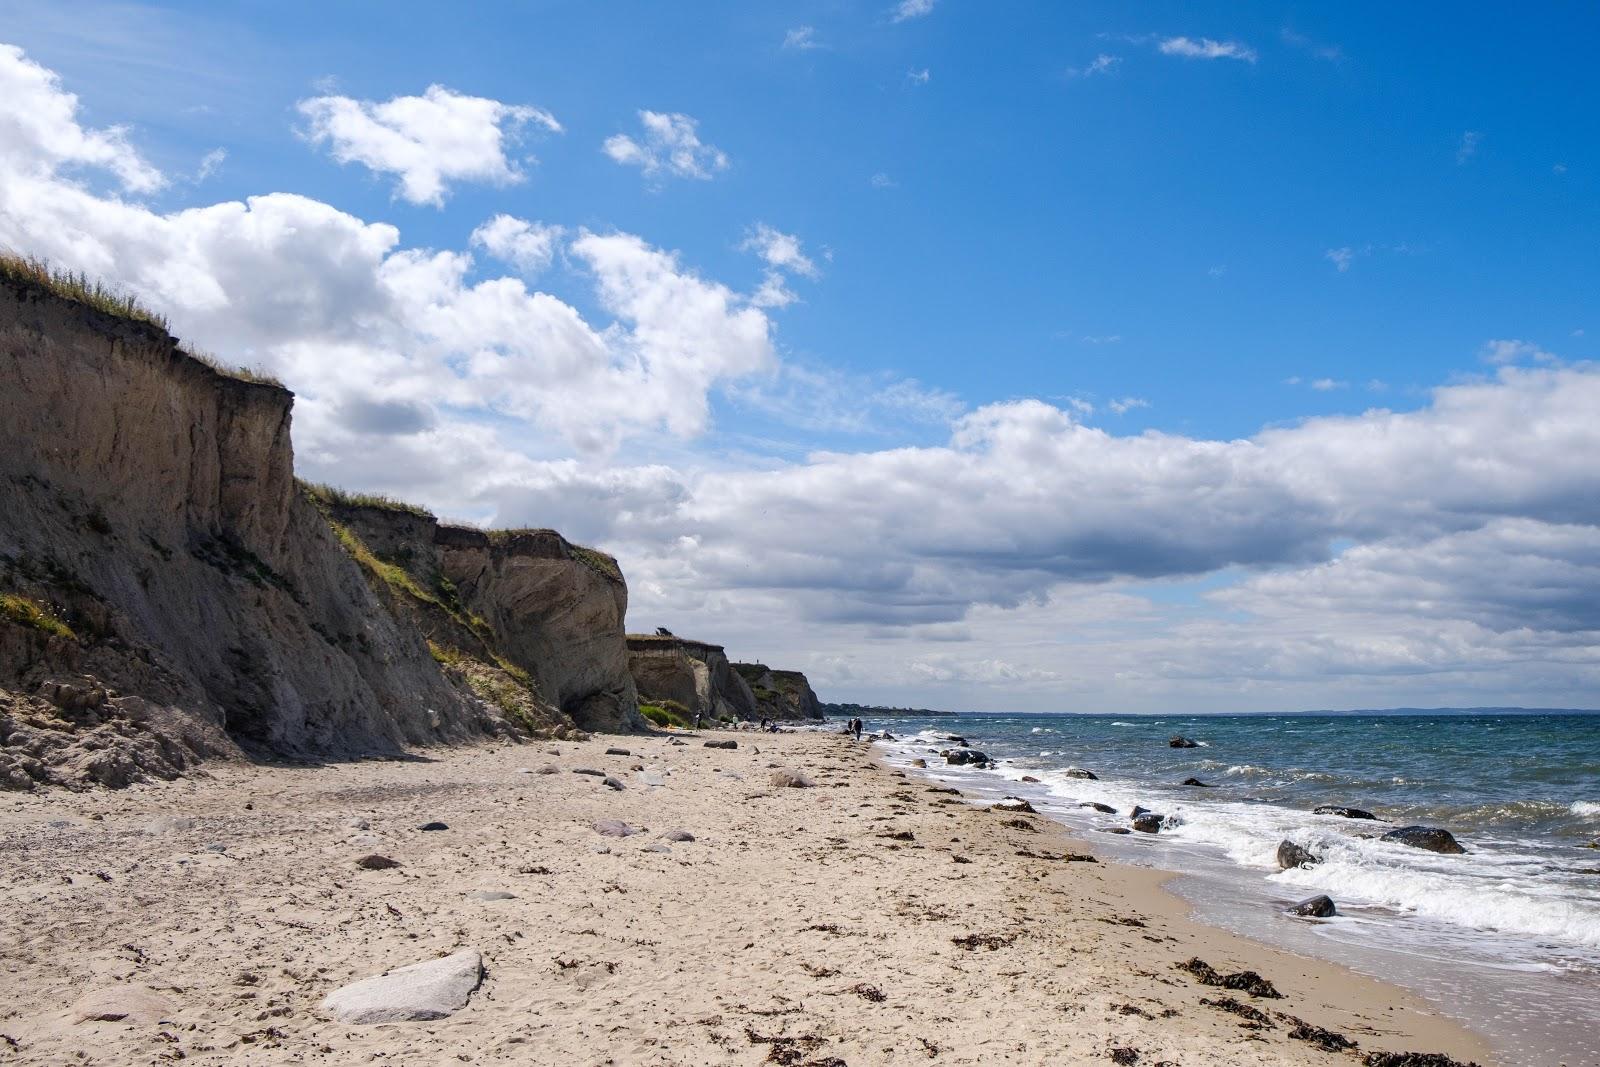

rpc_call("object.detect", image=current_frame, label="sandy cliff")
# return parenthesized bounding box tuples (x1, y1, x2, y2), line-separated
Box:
(626, 634, 757, 723)
(731, 662, 824, 720)
(0, 273, 638, 789)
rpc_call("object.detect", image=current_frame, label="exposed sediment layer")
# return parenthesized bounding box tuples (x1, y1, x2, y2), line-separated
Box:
(626, 634, 756, 723)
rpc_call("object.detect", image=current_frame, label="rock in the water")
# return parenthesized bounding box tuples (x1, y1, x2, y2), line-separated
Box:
(1020, 775, 1040, 783)
(1315, 805, 1377, 820)
(704, 740, 737, 750)
(356, 854, 402, 870)
(602, 776, 625, 791)
(911, 758, 927, 768)
(71, 985, 173, 1024)
(1277, 840, 1317, 869)
(468, 890, 515, 901)
(1169, 736, 1199, 748)
(1098, 827, 1132, 835)
(1181, 777, 1213, 787)
(992, 798, 1036, 814)
(1081, 801, 1117, 814)
(1063, 767, 1098, 780)
(770, 768, 815, 788)
(417, 821, 448, 831)
(1288, 894, 1336, 918)
(661, 829, 695, 842)
(944, 749, 990, 766)
(1131, 805, 1151, 818)
(1380, 826, 1467, 854)
(604, 747, 631, 756)
(1132, 813, 1165, 834)
(592, 819, 639, 837)
(320, 949, 483, 1024)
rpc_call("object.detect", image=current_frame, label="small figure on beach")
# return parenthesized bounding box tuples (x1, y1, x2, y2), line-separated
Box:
(852, 718, 863, 740)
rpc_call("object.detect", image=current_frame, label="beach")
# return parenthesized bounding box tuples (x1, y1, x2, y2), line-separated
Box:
(0, 731, 1489, 1066)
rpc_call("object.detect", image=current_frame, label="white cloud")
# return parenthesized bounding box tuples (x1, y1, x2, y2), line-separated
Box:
(783, 26, 820, 50)
(1066, 54, 1122, 78)
(1081, 333, 1122, 344)
(1481, 339, 1557, 366)
(907, 68, 931, 85)
(1325, 246, 1357, 271)
(1158, 36, 1258, 62)
(603, 110, 728, 181)
(870, 172, 897, 189)
(0, 42, 164, 193)
(470, 214, 563, 274)
(1457, 130, 1481, 165)
(741, 223, 818, 279)
(1108, 397, 1149, 414)
(1310, 378, 1347, 391)
(195, 148, 226, 182)
(1280, 28, 1342, 61)
(891, 0, 935, 23)
(297, 84, 560, 206)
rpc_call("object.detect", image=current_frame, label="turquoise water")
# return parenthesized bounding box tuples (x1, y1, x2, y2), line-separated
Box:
(865, 710, 1600, 1065)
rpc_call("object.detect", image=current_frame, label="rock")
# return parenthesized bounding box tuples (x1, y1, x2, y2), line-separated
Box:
(536, 765, 560, 775)
(1181, 777, 1213, 787)
(1169, 736, 1199, 748)
(661, 829, 695, 842)
(604, 747, 631, 756)
(1277, 840, 1317, 869)
(573, 768, 605, 776)
(944, 749, 990, 766)
(467, 890, 515, 901)
(643, 842, 672, 854)
(911, 758, 927, 768)
(71, 984, 173, 1024)
(346, 817, 371, 830)
(1063, 766, 1098, 780)
(992, 798, 1036, 814)
(1362, 1053, 1483, 1067)
(1130, 805, 1151, 818)
(1380, 826, 1467, 854)
(1315, 806, 1377, 820)
(1082, 802, 1117, 814)
(770, 769, 815, 788)
(356, 854, 402, 870)
(1288, 894, 1336, 918)
(417, 821, 448, 831)
(703, 740, 737, 750)
(1020, 775, 1040, 783)
(1098, 827, 1132, 835)
(320, 949, 483, 1024)
(601, 776, 624, 791)
(592, 819, 639, 838)
(1132, 813, 1165, 833)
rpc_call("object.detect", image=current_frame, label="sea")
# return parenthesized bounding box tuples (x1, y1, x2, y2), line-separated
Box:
(859, 710, 1600, 1067)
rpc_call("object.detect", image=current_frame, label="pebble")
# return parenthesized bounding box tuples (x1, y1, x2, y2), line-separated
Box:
(417, 822, 448, 831)
(602, 776, 625, 791)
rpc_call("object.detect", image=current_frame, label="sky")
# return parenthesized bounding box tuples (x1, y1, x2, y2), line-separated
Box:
(1, 1, 1597, 713)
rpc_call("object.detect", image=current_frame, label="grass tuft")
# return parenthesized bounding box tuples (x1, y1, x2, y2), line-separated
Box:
(301, 481, 434, 520)
(180, 344, 285, 388)
(0, 251, 167, 329)
(639, 700, 694, 729)
(0, 593, 76, 640)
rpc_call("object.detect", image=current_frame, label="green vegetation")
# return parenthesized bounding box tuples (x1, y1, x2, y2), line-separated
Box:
(301, 481, 434, 520)
(0, 593, 76, 640)
(180, 345, 285, 388)
(0, 251, 167, 329)
(567, 544, 623, 583)
(639, 700, 694, 729)
(330, 520, 439, 605)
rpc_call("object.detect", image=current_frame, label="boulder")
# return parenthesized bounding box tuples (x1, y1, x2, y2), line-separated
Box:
(604, 747, 631, 756)
(770, 769, 815, 788)
(1063, 767, 1098, 780)
(1098, 827, 1132, 835)
(320, 949, 483, 1024)
(703, 739, 737, 750)
(535, 765, 560, 775)
(1020, 775, 1040, 783)
(1081, 802, 1117, 814)
(911, 758, 927, 768)
(1380, 826, 1467, 854)
(592, 820, 639, 838)
(1181, 777, 1213, 787)
(417, 821, 448, 831)
(1132, 813, 1165, 834)
(944, 749, 990, 766)
(1288, 894, 1336, 918)
(601, 776, 624, 791)
(71, 985, 174, 1024)
(1169, 736, 1199, 748)
(1315, 806, 1377, 820)
(661, 829, 695, 842)
(1276, 840, 1317, 869)
(1130, 805, 1151, 818)
(356, 854, 401, 870)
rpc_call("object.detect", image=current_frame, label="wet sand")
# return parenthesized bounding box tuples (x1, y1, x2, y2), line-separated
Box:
(0, 730, 1492, 1065)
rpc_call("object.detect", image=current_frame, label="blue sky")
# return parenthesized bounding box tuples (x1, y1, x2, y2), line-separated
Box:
(2, 1, 1597, 710)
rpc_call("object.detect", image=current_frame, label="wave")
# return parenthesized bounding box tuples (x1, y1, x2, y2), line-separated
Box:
(1572, 801, 1600, 819)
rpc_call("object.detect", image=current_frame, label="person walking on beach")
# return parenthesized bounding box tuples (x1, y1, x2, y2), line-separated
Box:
(852, 718, 863, 741)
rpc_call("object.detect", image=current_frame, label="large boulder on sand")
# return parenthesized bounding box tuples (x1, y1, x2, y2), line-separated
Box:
(1380, 826, 1467, 854)
(320, 949, 483, 1024)
(1288, 894, 1336, 918)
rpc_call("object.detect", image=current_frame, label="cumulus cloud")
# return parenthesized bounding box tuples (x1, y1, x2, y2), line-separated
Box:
(470, 214, 564, 274)
(603, 110, 728, 181)
(1158, 36, 1258, 62)
(1481, 339, 1557, 366)
(297, 84, 560, 206)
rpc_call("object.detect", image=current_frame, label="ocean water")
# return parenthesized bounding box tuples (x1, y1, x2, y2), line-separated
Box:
(864, 711, 1600, 1066)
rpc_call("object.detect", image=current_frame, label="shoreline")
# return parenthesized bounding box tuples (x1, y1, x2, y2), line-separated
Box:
(0, 731, 1491, 1065)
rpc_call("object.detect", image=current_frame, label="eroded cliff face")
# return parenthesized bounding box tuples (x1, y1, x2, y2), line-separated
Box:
(627, 635, 757, 723)
(437, 527, 644, 734)
(731, 663, 824, 721)
(0, 277, 634, 789)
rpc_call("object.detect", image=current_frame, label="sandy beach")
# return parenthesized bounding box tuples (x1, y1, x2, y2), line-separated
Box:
(0, 731, 1492, 1066)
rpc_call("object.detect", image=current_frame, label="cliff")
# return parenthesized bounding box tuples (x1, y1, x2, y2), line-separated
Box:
(0, 267, 638, 790)
(731, 663, 824, 721)
(626, 634, 756, 725)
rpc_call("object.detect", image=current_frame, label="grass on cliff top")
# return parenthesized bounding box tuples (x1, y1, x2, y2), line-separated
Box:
(0, 251, 167, 330)
(301, 481, 434, 519)
(180, 344, 284, 388)
(0, 593, 76, 640)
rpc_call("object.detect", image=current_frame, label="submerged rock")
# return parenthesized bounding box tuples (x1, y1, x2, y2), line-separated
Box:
(1169, 736, 1199, 748)
(320, 949, 483, 1024)
(1063, 767, 1098, 780)
(1288, 894, 1336, 918)
(1315, 805, 1377, 820)
(1132, 813, 1165, 834)
(1380, 826, 1467, 854)
(1276, 840, 1318, 869)
(1098, 827, 1132, 835)
(1181, 777, 1213, 787)
(1081, 801, 1117, 814)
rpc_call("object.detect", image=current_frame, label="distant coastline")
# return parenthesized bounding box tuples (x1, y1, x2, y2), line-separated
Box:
(851, 705, 1600, 718)
(820, 701, 957, 718)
